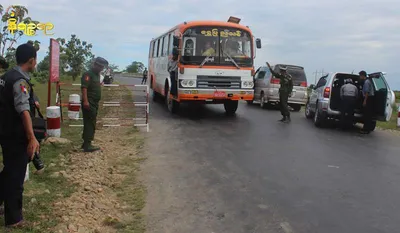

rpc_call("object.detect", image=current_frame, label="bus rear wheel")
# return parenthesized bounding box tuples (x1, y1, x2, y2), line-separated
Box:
(224, 100, 238, 116)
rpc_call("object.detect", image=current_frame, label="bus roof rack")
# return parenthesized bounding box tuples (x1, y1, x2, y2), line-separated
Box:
(228, 16, 241, 24)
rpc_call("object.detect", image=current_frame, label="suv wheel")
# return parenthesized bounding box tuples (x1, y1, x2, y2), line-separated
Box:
(313, 104, 326, 127)
(305, 101, 314, 119)
(260, 93, 266, 109)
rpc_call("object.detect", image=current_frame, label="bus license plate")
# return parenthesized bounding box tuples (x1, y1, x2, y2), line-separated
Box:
(214, 91, 226, 98)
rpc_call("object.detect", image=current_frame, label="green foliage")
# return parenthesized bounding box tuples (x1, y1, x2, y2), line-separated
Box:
(125, 61, 144, 73)
(394, 91, 400, 101)
(109, 63, 119, 71)
(57, 34, 94, 81)
(0, 5, 40, 59)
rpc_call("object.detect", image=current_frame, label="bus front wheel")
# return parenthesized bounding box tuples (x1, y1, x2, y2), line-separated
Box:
(166, 88, 179, 114)
(224, 100, 238, 116)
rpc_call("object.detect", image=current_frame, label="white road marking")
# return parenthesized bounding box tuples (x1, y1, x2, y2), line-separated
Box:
(280, 222, 294, 233)
(328, 165, 340, 168)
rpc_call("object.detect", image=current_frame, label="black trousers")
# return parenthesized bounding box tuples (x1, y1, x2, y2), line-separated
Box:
(0, 140, 28, 226)
(362, 96, 375, 131)
(141, 75, 147, 84)
(170, 71, 177, 96)
(279, 91, 290, 117)
(82, 102, 98, 143)
(340, 96, 357, 128)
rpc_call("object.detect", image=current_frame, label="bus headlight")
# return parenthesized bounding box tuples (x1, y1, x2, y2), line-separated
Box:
(242, 81, 254, 88)
(180, 79, 196, 88)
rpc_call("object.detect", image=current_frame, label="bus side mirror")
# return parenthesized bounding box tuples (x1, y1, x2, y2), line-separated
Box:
(256, 38, 262, 49)
(173, 36, 180, 47)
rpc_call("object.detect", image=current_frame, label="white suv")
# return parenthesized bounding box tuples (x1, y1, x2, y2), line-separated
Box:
(305, 72, 395, 131)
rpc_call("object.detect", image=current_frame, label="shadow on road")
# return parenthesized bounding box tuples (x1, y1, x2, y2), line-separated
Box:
(151, 98, 249, 124)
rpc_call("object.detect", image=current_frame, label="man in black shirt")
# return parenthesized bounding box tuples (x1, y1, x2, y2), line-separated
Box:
(0, 43, 40, 228)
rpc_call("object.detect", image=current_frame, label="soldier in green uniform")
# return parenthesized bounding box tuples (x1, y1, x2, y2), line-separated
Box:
(81, 57, 108, 152)
(266, 62, 293, 123)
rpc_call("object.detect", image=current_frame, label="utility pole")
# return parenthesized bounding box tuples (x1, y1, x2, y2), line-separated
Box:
(313, 70, 318, 84)
(312, 69, 327, 84)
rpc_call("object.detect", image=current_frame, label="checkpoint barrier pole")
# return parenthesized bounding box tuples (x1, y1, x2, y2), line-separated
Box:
(57, 83, 149, 132)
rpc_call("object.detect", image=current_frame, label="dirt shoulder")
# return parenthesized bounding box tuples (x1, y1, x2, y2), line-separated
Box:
(0, 83, 147, 233)
(51, 126, 145, 233)
(50, 86, 146, 233)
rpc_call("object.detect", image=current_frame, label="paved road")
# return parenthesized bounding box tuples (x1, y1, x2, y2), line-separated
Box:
(118, 75, 400, 233)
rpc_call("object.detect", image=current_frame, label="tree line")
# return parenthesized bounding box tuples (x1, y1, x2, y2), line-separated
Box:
(0, 4, 121, 82)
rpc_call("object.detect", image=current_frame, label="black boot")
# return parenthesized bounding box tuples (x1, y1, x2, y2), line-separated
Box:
(83, 141, 100, 152)
(279, 116, 286, 122)
(284, 115, 291, 123)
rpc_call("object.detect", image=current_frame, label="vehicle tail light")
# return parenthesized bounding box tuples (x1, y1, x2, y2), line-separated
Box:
(270, 78, 280, 84)
(323, 87, 331, 98)
(300, 81, 307, 87)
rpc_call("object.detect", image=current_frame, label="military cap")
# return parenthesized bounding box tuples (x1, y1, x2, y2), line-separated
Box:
(359, 70, 367, 76)
(279, 66, 287, 71)
(94, 57, 109, 67)
(0, 56, 9, 69)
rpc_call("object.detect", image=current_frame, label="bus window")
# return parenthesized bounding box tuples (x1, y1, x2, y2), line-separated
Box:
(163, 35, 169, 56)
(153, 40, 158, 58)
(149, 41, 153, 58)
(180, 26, 253, 67)
(222, 35, 251, 58)
(157, 38, 161, 57)
(183, 37, 196, 56)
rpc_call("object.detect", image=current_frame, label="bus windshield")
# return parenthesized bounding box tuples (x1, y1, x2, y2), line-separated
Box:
(180, 26, 253, 67)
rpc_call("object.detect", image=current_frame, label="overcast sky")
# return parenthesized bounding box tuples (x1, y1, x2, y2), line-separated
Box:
(2, 0, 400, 89)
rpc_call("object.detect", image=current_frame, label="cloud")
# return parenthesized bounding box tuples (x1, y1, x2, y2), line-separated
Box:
(2, 0, 399, 89)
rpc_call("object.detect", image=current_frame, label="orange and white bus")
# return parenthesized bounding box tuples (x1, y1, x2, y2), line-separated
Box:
(148, 17, 262, 115)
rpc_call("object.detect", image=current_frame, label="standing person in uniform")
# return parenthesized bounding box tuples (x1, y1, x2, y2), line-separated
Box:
(81, 57, 108, 152)
(168, 53, 178, 97)
(266, 62, 293, 123)
(142, 68, 148, 84)
(359, 70, 375, 134)
(340, 78, 358, 129)
(0, 43, 40, 228)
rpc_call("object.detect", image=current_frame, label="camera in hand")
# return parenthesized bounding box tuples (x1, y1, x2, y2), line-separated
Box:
(32, 152, 44, 171)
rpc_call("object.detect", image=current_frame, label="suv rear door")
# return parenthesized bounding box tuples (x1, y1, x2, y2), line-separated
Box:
(369, 72, 395, 121)
(309, 74, 329, 110)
